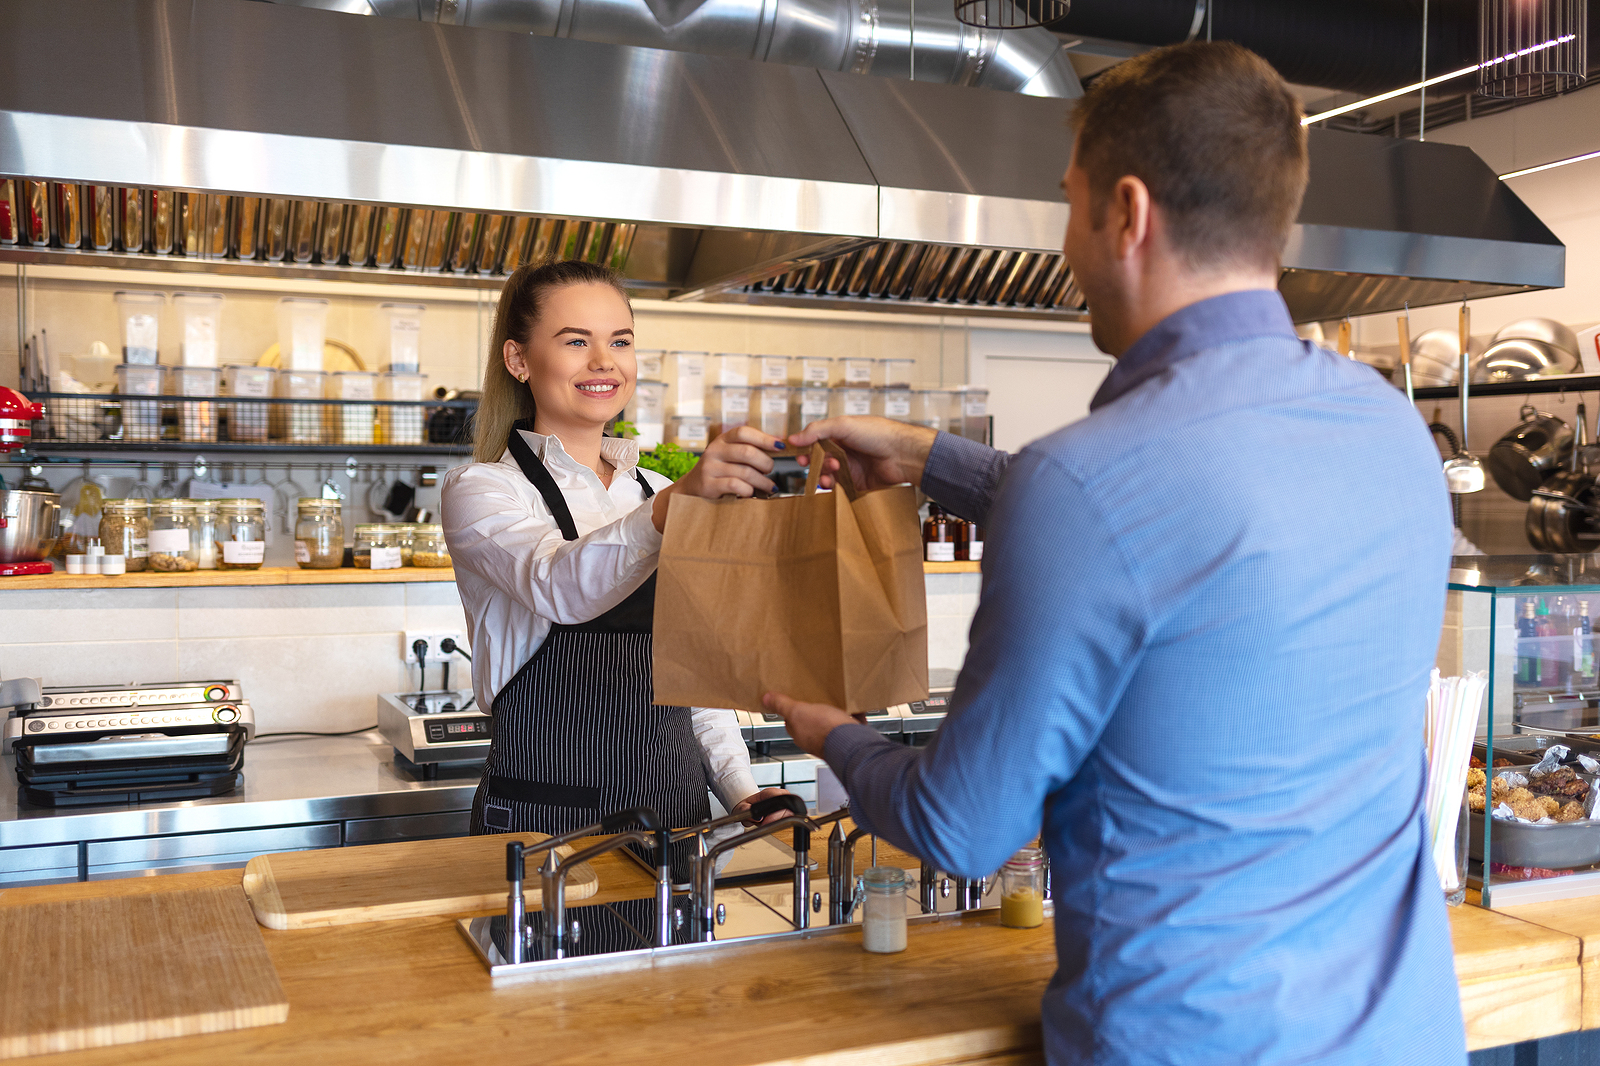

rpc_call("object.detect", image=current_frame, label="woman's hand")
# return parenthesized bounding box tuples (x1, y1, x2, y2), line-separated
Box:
(651, 426, 786, 533)
(787, 417, 937, 493)
(732, 786, 798, 827)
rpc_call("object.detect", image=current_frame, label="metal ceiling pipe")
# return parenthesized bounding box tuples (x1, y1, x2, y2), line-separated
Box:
(273, 0, 1082, 97)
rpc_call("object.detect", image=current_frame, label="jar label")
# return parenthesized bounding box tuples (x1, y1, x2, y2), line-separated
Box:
(800, 399, 828, 418)
(370, 545, 402, 570)
(222, 540, 265, 564)
(925, 542, 955, 563)
(844, 397, 870, 416)
(964, 401, 986, 417)
(969, 540, 983, 561)
(843, 362, 872, 384)
(722, 392, 749, 414)
(130, 536, 148, 559)
(761, 393, 788, 414)
(149, 528, 190, 553)
(803, 364, 830, 384)
(294, 540, 311, 564)
(884, 397, 911, 417)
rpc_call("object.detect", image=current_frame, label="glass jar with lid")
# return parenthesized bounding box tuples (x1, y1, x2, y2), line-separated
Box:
(999, 846, 1046, 928)
(294, 498, 344, 569)
(411, 524, 452, 568)
(188, 498, 221, 569)
(353, 523, 402, 570)
(858, 866, 908, 954)
(391, 522, 416, 566)
(216, 498, 267, 570)
(99, 499, 150, 572)
(148, 500, 200, 572)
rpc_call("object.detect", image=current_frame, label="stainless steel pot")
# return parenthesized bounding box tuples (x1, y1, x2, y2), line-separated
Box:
(1527, 470, 1598, 552)
(0, 488, 61, 563)
(1489, 405, 1573, 501)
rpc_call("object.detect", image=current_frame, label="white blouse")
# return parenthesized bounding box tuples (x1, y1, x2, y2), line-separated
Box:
(440, 429, 757, 809)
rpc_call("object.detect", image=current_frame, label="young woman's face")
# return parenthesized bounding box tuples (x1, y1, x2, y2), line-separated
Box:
(505, 282, 637, 434)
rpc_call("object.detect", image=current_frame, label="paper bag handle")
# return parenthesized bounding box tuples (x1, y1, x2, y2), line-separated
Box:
(802, 440, 858, 501)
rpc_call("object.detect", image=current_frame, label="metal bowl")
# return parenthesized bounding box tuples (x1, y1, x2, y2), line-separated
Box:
(0, 489, 61, 564)
(1410, 328, 1467, 386)
(1474, 337, 1581, 383)
(1497, 317, 1581, 356)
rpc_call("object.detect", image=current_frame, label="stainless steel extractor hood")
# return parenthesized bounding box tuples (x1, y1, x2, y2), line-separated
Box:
(0, 0, 1565, 324)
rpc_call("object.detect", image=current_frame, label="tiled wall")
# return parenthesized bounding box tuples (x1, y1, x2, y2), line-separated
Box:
(0, 574, 981, 733)
(1438, 588, 1516, 735)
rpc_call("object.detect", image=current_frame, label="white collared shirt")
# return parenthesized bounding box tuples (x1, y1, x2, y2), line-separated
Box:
(440, 429, 757, 808)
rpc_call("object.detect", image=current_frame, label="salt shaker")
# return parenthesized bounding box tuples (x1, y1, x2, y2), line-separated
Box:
(859, 866, 908, 954)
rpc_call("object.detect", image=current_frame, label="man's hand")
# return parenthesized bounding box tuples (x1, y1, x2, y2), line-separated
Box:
(652, 425, 786, 532)
(730, 786, 797, 827)
(787, 417, 937, 493)
(763, 691, 863, 758)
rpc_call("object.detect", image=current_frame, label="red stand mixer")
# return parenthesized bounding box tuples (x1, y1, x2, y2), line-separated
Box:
(0, 387, 53, 576)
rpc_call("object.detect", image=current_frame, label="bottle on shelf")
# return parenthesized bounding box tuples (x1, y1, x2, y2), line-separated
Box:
(1577, 600, 1596, 686)
(1517, 599, 1538, 686)
(1536, 597, 1560, 689)
(922, 504, 957, 563)
(968, 522, 984, 563)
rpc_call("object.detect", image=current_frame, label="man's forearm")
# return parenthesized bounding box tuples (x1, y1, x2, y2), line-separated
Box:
(920, 432, 1011, 525)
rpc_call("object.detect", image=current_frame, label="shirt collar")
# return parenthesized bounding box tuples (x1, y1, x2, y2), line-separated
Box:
(503, 429, 642, 479)
(1089, 290, 1300, 411)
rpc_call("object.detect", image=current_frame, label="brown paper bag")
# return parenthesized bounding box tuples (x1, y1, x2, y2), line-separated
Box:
(652, 441, 929, 714)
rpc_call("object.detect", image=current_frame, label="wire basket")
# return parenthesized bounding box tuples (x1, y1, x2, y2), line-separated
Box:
(953, 0, 1068, 30)
(1479, 0, 1587, 98)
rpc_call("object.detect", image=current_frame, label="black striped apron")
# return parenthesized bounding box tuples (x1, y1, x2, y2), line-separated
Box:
(469, 427, 712, 839)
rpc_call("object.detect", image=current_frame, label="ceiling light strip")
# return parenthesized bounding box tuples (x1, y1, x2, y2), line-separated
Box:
(1301, 34, 1576, 126)
(1500, 148, 1600, 180)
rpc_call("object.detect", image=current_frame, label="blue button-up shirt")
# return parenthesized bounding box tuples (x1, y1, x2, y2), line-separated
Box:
(826, 290, 1464, 1065)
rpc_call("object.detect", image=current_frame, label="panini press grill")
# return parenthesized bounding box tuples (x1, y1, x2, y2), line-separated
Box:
(2, 679, 254, 806)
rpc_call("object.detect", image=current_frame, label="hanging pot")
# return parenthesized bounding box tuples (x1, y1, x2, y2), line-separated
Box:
(1528, 470, 1599, 553)
(1489, 405, 1574, 501)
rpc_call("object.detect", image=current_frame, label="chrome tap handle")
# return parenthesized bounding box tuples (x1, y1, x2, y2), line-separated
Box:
(505, 841, 526, 965)
(692, 814, 818, 942)
(920, 861, 938, 914)
(544, 830, 654, 958)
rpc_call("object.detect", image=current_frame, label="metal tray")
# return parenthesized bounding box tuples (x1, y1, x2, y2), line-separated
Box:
(1475, 734, 1600, 766)
(1471, 807, 1600, 870)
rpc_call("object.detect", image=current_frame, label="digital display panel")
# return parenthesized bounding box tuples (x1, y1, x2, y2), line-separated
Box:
(424, 718, 491, 743)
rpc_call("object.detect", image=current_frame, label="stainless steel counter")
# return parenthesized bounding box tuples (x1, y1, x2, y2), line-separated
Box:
(0, 732, 479, 885)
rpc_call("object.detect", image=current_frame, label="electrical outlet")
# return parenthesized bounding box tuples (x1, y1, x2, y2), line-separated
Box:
(403, 631, 466, 665)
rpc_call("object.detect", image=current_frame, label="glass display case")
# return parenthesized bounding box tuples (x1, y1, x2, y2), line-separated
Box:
(1451, 554, 1600, 906)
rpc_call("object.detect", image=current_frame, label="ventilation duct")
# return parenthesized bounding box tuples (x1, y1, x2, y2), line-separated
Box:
(275, 0, 1083, 98)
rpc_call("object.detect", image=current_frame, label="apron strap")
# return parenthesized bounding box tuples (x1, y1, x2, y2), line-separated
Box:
(507, 421, 656, 541)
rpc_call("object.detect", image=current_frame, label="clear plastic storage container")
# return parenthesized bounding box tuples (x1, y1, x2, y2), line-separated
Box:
(294, 498, 344, 569)
(874, 386, 913, 422)
(911, 388, 947, 431)
(709, 385, 751, 439)
(221, 364, 275, 443)
(877, 358, 915, 388)
(163, 366, 220, 442)
(276, 297, 330, 372)
(838, 357, 875, 387)
(324, 370, 377, 445)
(710, 353, 750, 388)
(377, 302, 425, 372)
(754, 385, 790, 438)
(635, 349, 665, 381)
(663, 351, 707, 418)
(148, 499, 199, 572)
(173, 292, 223, 367)
(794, 355, 833, 387)
(667, 416, 709, 450)
(958, 386, 990, 444)
(791, 386, 830, 435)
(626, 380, 669, 449)
(216, 498, 267, 570)
(753, 355, 792, 386)
(377, 371, 426, 446)
(830, 386, 872, 419)
(274, 368, 325, 445)
(113, 290, 163, 365)
(115, 364, 164, 442)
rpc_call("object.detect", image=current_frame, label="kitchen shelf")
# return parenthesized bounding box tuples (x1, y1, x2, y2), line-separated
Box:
(924, 561, 981, 573)
(0, 565, 456, 590)
(18, 441, 471, 458)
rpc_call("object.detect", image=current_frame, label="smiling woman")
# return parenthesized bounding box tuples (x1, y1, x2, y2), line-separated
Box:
(438, 260, 794, 855)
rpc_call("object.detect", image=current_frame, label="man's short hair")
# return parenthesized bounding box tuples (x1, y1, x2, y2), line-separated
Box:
(1070, 41, 1309, 272)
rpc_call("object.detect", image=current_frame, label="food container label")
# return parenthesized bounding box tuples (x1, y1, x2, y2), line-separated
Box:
(722, 393, 749, 414)
(802, 363, 830, 384)
(843, 362, 872, 384)
(925, 542, 955, 563)
(761, 393, 788, 414)
(884, 396, 911, 417)
(370, 545, 402, 570)
(295, 540, 311, 564)
(964, 400, 986, 417)
(969, 540, 984, 561)
(130, 536, 148, 559)
(222, 540, 265, 564)
(149, 528, 190, 553)
(229, 373, 272, 398)
(800, 399, 828, 418)
(844, 396, 871, 416)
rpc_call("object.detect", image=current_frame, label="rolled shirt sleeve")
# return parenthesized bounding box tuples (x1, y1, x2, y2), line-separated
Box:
(692, 706, 759, 811)
(919, 431, 1012, 526)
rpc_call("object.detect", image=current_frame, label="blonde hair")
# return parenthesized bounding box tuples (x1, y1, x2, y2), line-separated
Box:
(472, 260, 633, 463)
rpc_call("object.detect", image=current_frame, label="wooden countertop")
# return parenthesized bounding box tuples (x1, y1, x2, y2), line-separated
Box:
(0, 835, 1580, 1064)
(1499, 896, 1600, 1031)
(0, 565, 456, 590)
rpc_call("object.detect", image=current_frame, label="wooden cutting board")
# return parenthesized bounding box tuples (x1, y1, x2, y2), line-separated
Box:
(242, 831, 599, 930)
(0, 885, 288, 1060)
